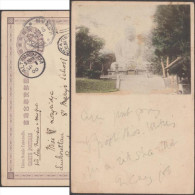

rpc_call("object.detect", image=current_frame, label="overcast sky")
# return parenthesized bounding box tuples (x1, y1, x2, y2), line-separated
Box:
(76, 3, 157, 53)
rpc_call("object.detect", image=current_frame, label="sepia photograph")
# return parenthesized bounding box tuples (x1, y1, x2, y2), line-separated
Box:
(74, 2, 192, 94)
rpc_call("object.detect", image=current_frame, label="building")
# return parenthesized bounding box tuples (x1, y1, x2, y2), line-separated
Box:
(164, 57, 191, 94)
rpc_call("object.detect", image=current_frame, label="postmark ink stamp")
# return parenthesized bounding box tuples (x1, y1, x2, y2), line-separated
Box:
(16, 26, 44, 55)
(24, 16, 56, 47)
(18, 51, 46, 78)
(57, 34, 69, 56)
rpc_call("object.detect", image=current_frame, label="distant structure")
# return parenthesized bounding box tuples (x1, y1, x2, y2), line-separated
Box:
(108, 61, 146, 76)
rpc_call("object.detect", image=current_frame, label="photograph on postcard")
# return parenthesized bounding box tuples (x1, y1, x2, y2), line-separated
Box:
(1, 11, 70, 186)
(71, 1, 194, 194)
(74, 2, 192, 94)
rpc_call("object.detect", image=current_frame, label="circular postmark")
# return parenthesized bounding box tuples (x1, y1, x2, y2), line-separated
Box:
(16, 26, 44, 55)
(57, 34, 69, 56)
(24, 17, 56, 47)
(18, 51, 46, 78)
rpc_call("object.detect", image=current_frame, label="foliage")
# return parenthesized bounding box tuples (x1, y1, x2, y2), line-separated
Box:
(76, 78, 118, 93)
(76, 26, 105, 77)
(76, 26, 116, 78)
(98, 53, 116, 75)
(147, 56, 162, 75)
(86, 69, 102, 79)
(151, 5, 191, 80)
(143, 33, 162, 75)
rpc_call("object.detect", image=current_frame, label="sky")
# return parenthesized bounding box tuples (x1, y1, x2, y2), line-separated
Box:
(76, 3, 157, 51)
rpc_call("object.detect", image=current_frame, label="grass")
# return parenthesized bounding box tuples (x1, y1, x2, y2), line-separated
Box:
(76, 78, 118, 93)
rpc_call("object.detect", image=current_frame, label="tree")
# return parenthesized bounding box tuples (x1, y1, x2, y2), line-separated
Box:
(76, 26, 105, 77)
(151, 5, 191, 80)
(96, 52, 116, 75)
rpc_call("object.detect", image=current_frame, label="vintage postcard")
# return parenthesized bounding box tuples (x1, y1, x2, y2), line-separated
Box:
(71, 1, 194, 194)
(1, 11, 69, 186)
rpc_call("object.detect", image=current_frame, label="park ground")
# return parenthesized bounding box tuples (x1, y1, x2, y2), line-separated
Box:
(76, 78, 118, 93)
(76, 75, 181, 94)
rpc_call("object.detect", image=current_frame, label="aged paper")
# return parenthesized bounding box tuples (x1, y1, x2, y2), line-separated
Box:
(71, 1, 194, 194)
(1, 11, 70, 186)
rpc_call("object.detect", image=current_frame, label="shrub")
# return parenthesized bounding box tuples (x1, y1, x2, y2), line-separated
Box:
(86, 69, 101, 79)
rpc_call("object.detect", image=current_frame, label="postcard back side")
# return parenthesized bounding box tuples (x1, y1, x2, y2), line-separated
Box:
(1, 11, 70, 186)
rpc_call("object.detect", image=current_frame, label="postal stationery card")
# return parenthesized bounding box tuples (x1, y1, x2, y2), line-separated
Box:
(71, 1, 194, 194)
(1, 11, 70, 186)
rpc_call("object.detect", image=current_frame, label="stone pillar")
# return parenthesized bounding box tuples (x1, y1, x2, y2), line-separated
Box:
(116, 74, 120, 89)
(115, 63, 120, 89)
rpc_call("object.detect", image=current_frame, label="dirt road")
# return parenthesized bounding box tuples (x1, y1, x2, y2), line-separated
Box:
(119, 75, 176, 94)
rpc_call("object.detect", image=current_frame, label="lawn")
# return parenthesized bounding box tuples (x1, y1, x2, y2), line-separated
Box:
(76, 78, 118, 93)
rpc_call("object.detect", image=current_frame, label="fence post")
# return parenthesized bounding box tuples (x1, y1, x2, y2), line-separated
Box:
(116, 74, 120, 89)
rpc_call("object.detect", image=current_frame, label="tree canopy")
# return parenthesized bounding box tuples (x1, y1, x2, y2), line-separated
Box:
(151, 5, 191, 80)
(76, 26, 105, 77)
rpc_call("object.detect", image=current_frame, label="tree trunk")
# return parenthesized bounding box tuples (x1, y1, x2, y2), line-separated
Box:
(166, 56, 169, 67)
(161, 58, 166, 78)
(89, 61, 92, 70)
(101, 64, 104, 75)
(166, 56, 170, 76)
